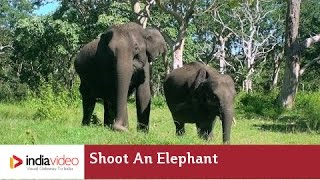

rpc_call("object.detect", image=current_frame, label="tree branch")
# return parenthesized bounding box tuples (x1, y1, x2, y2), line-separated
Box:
(185, 0, 196, 20)
(0, 44, 14, 51)
(212, 9, 239, 37)
(131, 0, 155, 28)
(224, 32, 233, 41)
(302, 34, 320, 49)
(155, 0, 183, 25)
(300, 56, 320, 76)
(194, 1, 216, 16)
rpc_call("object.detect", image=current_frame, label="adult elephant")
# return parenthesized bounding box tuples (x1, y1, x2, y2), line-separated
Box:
(74, 22, 167, 132)
(163, 62, 236, 144)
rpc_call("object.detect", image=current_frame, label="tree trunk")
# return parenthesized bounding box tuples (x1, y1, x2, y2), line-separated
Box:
(280, 58, 300, 108)
(131, 0, 150, 28)
(271, 50, 283, 89)
(242, 34, 255, 93)
(243, 76, 253, 93)
(172, 38, 185, 69)
(219, 35, 227, 74)
(279, 0, 301, 109)
(271, 63, 280, 89)
(243, 55, 254, 93)
(163, 50, 170, 75)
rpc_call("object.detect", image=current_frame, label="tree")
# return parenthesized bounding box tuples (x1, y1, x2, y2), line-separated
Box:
(212, 0, 281, 92)
(13, 17, 80, 90)
(193, 1, 234, 74)
(279, 0, 320, 108)
(298, 0, 320, 91)
(0, 0, 35, 64)
(53, 0, 131, 44)
(155, 0, 197, 70)
(130, 0, 155, 28)
(0, 0, 45, 101)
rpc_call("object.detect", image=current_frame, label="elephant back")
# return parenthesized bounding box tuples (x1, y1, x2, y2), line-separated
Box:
(74, 38, 101, 75)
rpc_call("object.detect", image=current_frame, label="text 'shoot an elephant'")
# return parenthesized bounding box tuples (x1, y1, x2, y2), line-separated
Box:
(164, 62, 236, 144)
(74, 22, 167, 132)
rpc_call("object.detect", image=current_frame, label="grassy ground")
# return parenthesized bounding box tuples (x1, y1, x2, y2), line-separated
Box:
(1, 101, 320, 145)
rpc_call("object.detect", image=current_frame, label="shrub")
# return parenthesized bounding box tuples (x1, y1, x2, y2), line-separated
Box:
(32, 80, 80, 121)
(235, 91, 283, 118)
(33, 82, 66, 121)
(0, 82, 13, 101)
(128, 95, 167, 109)
(0, 81, 30, 102)
(14, 83, 30, 101)
(235, 91, 320, 133)
(294, 92, 320, 132)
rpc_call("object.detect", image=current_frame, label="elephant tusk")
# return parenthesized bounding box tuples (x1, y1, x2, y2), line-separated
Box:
(232, 117, 236, 126)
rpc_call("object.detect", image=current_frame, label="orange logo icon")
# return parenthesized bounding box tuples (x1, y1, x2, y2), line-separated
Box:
(10, 155, 23, 169)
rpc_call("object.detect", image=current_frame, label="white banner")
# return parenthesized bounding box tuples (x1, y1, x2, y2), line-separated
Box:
(0, 145, 84, 179)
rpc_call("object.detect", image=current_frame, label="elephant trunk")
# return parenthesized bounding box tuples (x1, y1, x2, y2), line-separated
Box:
(220, 103, 234, 144)
(113, 51, 133, 131)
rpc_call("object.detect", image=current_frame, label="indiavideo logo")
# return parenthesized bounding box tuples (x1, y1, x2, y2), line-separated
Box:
(10, 155, 23, 169)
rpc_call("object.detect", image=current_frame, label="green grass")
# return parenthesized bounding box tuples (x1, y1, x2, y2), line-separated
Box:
(1, 101, 320, 145)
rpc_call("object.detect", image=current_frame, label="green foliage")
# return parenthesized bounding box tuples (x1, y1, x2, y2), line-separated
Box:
(151, 95, 167, 108)
(235, 91, 320, 133)
(96, 2, 131, 31)
(0, 81, 29, 102)
(13, 16, 80, 90)
(1, 0, 318, 112)
(97, 13, 129, 30)
(32, 82, 65, 121)
(297, 0, 320, 90)
(235, 91, 283, 118)
(53, 1, 133, 43)
(0, 0, 39, 103)
(0, 0, 34, 28)
(2, 0, 320, 144)
(150, 59, 166, 95)
(293, 92, 320, 132)
(32, 79, 81, 122)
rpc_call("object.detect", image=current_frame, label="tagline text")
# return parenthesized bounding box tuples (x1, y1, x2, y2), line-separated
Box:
(89, 151, 218, 167)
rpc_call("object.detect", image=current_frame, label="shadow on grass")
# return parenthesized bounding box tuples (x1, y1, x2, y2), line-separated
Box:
(236, 92, 320, 134)
(253, 115, 311, 133)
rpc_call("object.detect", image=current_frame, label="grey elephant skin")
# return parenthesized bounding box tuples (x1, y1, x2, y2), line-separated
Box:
(74, 22, 167, 132)
(163, 62, 236, 144)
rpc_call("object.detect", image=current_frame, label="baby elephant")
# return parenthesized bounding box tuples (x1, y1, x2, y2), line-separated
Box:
(163, 62, 236, 144)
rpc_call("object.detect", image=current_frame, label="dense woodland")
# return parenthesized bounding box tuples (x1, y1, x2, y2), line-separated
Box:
(1, 0, 320, 134)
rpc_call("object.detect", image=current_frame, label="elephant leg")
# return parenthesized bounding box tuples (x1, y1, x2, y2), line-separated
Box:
(81, 96, 96, 126)
(104, 101, 114, 128)
(112, 104, 129, 132)
(174, 121, 185, 136)
(196, 121, 214, 140)
(122, 108, 129, 128)
(135, 64, 151, 132)
(112, 106, 129, 131)
(79, 82, 96, 126)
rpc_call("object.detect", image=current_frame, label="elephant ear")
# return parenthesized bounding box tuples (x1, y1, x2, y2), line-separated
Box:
(145, 28, 165, 61)
(146, 34, 155, 50)
(192, 68, 208, 90)
(99, 31, 113, 45)
(145, 35, 154, 62)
